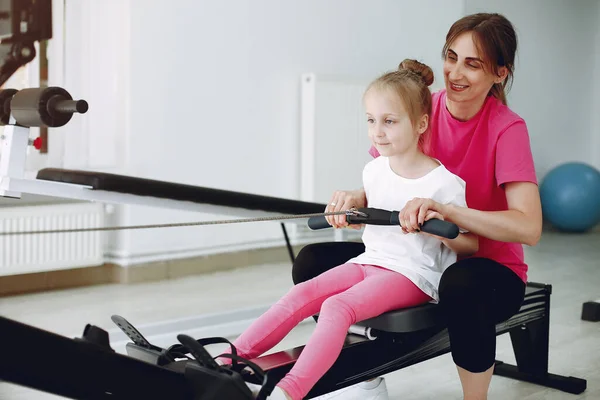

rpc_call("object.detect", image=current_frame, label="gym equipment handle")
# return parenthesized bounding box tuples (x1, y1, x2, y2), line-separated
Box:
(308, 207, 459, 239)
(49, 97, 89, 114)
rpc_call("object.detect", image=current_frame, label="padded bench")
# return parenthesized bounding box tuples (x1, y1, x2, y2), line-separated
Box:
(356, 284, 541, 333)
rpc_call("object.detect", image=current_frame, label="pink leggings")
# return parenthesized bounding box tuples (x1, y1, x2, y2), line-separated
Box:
(224, 263, 431, 399)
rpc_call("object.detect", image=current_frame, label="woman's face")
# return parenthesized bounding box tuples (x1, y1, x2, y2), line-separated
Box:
(443, 31, 506, 106)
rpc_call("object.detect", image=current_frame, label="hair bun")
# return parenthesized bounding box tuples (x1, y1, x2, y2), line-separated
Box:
(398, 59, 434, 87)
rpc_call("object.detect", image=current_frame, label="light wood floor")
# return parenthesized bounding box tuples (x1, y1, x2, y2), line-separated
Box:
(1, 231, 599, 399)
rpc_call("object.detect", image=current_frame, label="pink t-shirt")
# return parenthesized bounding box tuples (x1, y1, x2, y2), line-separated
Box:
(369, 89, 537, 282)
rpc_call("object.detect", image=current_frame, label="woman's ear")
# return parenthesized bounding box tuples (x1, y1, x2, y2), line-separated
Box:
(418, 114, 429, 134)
(495, 66, 509, 84)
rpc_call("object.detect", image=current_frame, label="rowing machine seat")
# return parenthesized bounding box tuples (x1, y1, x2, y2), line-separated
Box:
(355, 284, 541, 333)
(356, 302, 442, 333)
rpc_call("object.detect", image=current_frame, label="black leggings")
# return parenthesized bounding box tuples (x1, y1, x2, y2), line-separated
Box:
(291, 242, 526, 373)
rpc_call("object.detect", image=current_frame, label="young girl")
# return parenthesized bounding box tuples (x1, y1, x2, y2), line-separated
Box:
(222, 59, 479, 400)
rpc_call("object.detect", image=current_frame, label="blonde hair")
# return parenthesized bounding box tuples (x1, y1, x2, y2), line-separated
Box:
(365, 59, 435, 152)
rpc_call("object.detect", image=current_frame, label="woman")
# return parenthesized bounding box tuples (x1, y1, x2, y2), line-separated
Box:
(292, 12, 542, 400)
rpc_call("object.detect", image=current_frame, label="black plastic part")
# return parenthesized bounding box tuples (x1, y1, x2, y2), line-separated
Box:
(494, 361, 587, 394)
(0, 315, 195, 399)
(581, 301, 600, 322)
(183, 360, 255, 400)
(112, 314, 176, 366)
(111, 315, 153, 348)
(356, 302, 442, 332)
(169, 336, 239, 365)
(74, 324, 115, 353)
(176, 334, 270, 400)
(308, 215, 332, 230)
(36, 168, 326, 216)
(307, 207, 459, 239)
(356, 283, 541, 333)
(177, 334, 220, 370)
(415, 218, 459, 239)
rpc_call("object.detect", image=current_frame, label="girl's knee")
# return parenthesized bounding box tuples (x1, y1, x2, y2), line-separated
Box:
(285, 280, 315, 301)
(319, 295, 356, 325)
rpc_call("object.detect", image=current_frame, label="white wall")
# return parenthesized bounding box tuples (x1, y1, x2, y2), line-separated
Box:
(102, 0, 466, 264)
(464, 0, 599, 179)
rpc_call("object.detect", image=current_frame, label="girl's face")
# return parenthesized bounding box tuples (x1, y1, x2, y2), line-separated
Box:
(443, 31, 507, 107)
(364, 87, 426, 158)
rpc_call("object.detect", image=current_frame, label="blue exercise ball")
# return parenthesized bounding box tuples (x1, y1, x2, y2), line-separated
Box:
(540, 162, 600, 232)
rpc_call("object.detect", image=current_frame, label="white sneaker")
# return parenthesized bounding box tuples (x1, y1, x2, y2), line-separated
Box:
(314, 377, 389, 400)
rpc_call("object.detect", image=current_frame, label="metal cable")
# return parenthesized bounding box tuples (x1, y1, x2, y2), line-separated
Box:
(0, 210, 346, 236)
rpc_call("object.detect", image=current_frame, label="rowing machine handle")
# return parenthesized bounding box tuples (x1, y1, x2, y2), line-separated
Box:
(308, 207, 460, 239)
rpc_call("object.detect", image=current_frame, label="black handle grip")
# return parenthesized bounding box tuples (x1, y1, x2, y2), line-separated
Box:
(307, 208, 460, 239)
(416, 218, 459, 239)
(308, 215, 333, 230)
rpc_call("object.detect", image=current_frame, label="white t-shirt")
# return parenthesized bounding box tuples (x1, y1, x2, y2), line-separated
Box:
(346, 156, 468, 303)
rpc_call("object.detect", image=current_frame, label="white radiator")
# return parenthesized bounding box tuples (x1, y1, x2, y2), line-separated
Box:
(0, 202, 105, 276)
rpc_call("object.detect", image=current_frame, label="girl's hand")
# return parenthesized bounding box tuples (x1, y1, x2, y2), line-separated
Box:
(398, 197, 447, 233)
(325, 189, 367, 229)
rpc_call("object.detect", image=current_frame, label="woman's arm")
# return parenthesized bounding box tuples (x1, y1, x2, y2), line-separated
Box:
(400, 181, 542, 247)
(443, 181, 542, 246)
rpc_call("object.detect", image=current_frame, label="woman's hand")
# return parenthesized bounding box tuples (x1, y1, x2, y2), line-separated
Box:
(424, 210, 444, 222)
(402, 199, 479, 255)
(398, 197, 448, 233)
(325, 188, 367, 229)
(417, 210, 446, 240)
